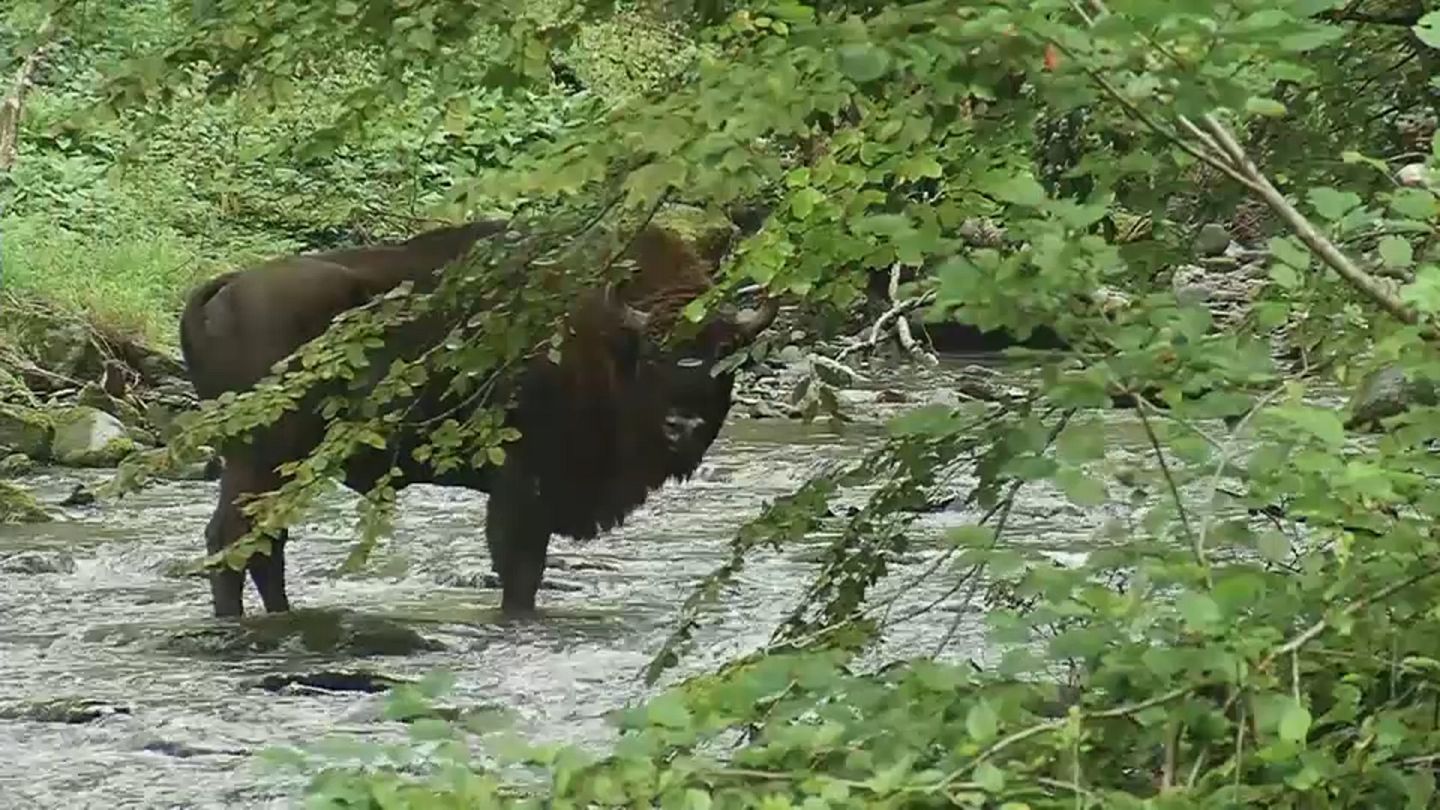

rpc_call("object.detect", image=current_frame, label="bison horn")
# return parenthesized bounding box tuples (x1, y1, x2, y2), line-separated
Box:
(602, 283, 652, 332)
(733, 296, 780, 343)
(620, 302, 652, 332)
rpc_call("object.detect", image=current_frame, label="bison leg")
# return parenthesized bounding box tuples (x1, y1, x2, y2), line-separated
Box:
(206, 459, 289, 617)
(485, 472, 551, 616)
(247, 528, 291, 613)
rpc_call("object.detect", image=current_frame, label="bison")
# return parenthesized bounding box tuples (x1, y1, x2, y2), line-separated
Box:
(180, 213, 778, 618)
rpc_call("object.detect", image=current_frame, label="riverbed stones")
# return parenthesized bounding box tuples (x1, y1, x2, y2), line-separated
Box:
(0, 481, 51, 524)
(49, 405, 141, 467)
(0, 403, 54, 459)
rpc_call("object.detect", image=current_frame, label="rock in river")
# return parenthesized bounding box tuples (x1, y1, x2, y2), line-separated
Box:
(1346, 364, 1439, 430)
(50, 406, 142, 467)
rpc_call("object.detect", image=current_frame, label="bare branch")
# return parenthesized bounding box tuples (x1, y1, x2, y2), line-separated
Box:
(0, 13, 59, 173)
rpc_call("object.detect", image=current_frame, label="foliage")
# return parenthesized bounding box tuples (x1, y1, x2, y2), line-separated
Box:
(34, 0, 1440, 806)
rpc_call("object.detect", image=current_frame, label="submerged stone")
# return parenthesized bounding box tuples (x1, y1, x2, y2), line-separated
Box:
(0, 697, 131, 724)
(0, 549, 75, 573)
(249, 669, 410, 695)
(160, 609, 447, 658)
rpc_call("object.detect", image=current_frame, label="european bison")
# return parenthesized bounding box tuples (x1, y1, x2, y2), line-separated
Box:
(180, 214, 777, 618)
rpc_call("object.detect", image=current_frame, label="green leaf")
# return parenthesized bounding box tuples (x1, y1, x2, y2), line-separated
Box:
(1177, 592, 1221, 631)
(1307, 187, 1362, 221)
(1279, 699, 1312, 743)
(1245, 97, 1286, 117)
(1380, 235, 1415, 269)
(1056, 421, 1106, 462)
(986, 174, 1046, 207)
(1257, 530, 1290, 562)
(1415, 11, 1440, 49)
(1057, 468, 1107, 507)
(837, 43, 890, 82)
(791, 187, 825, 219)
(645, 693, 692, 729)
(1390, 188, 1439, 220)
(974, 762, 1005, 793)
(1270, 404, 1345, 446)
(1269, 262, 1301, 290)
(1400, 265, 1440, 313)
(1268, 236, 1312, 269)
(898, 154, 943, 180)
(966, 700, 999, 742)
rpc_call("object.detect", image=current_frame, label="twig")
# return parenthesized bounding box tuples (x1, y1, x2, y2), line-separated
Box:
(0, 13, 58, 173)
(837, 262, 938, 362)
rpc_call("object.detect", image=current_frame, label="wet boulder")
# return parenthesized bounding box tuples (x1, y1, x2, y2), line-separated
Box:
(1346, 364, 1439, 430)
(0, 549, 75, 573)
(0, 452, 35, 476)
(249, 670, 409, 695)
(0, 481, 52, 524)
(0, 403, 54, 459)
(0, 697, 131, 724)
(75, 382, 146, 430)
(50, 406, 143, 467)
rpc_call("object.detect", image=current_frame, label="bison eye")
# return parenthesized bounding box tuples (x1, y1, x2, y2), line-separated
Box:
(676, 357, 705, 368)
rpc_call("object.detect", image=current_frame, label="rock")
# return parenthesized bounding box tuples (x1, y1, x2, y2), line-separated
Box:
(776, 344, 807, 366)
(1397, 163, 1434, 189)
(1192, 222, 1232, 257)
(1346, 364, 1438, 430)
(249, 670, 409, 695)
(160, 609, 446, 658)
(143, 402, 183, 442)
(438, 570, 582, 592)
(50, 406, 143, 467)
(33, 320, 101, 382)
(0, 481, 52, 524)
(0, 549, 75, 573)
(0, 452, 35, 476)
(0, 698, 131, 724)
(0, 403, 54, 459)
(75, 383, 145, 429)
(59, 483, 97, 507)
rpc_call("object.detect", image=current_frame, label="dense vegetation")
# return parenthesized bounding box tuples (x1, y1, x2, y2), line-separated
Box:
(10, 0, 1440, 806)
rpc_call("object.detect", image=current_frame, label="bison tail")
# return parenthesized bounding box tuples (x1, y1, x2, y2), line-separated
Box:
(179, 272, 237, 377)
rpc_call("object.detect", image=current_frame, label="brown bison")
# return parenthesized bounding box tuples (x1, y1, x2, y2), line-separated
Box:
(180, 214, 777, 618)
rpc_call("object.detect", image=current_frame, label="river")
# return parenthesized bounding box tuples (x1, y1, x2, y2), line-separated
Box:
(0, 355, 1221, 808)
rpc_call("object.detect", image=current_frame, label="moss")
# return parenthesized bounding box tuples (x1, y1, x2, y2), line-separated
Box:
(0, 480, 51, 524)
(0, 403, 55, 459)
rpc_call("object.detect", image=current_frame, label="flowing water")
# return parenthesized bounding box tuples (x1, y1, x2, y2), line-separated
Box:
(0, 356, 1283, 809)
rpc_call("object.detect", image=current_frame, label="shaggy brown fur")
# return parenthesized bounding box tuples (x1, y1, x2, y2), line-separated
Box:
(180, 218, 776, 618)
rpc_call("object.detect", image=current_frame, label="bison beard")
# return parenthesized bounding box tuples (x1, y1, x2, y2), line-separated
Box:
(180, 218, 778, 618)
